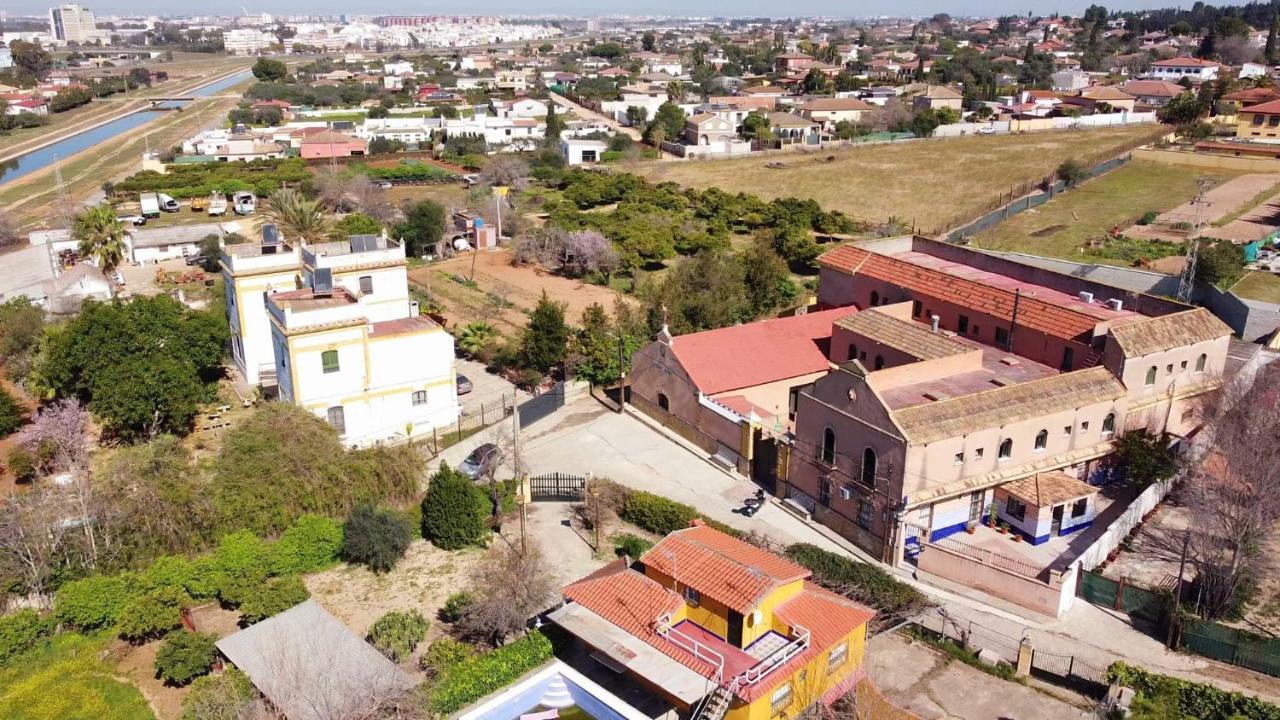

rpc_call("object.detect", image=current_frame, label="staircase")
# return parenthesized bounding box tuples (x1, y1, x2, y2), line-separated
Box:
(1080, 350, 1103, 368)
(694, 684, 735, 720)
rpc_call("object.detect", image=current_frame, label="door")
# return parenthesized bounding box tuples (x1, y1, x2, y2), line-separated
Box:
(727, 610, 744, 648)
(969, 491, 985, 524)
(818, 478, 832, 507)
(1051, 505, 1064, 536)
(750, 430, 777, 493)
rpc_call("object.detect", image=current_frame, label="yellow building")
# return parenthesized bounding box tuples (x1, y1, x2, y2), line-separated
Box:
(549, 524, 875, 720)
(1236, 98, 1280, 141)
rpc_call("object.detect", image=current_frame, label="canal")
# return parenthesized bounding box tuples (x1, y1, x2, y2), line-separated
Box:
(0, 69, 252, 186)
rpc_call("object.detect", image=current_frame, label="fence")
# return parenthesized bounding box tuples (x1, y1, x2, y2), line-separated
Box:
(1183, 620, 1280, 678)
(1077, 571, 1167, 625)
(1028, 646, 1109, 694)
(931, 537, 1047, 580)
(424, 395, 515, 455)
(517, 380, 590, 429)
(1073, 478, 1174, 573)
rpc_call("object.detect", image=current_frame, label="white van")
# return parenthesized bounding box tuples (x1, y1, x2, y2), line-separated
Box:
(157, 193, 180, 212)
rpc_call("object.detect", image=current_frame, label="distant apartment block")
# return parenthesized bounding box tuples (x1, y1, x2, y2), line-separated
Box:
(48, 4, 100, 45)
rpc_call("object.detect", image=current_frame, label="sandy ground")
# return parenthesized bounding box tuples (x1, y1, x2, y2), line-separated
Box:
(1202, 191, 1280, 243)
(1124, 173, 1280, 242)
(115, 605, 244, 720)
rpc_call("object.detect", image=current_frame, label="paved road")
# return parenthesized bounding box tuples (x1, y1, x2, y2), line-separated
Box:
(548, 91, 642, 141)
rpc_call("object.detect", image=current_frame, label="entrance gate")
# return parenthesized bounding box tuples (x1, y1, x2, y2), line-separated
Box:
(529, 473, 586, 502)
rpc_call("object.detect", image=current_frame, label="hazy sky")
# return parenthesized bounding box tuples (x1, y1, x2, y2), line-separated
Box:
(5, 1, 1178, 21)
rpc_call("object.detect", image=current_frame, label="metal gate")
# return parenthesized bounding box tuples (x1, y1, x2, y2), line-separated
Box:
(1030, 648, 1108, 696)
(529, 472, 586, 502)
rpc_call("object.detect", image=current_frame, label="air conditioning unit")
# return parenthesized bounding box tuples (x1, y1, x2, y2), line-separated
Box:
(1078, 291, 1095, 303)
(839, 485, 852, 501)
(1106, 298, 1124, 311)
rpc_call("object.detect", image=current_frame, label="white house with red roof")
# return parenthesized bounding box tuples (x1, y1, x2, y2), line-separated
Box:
(1148, 56, 1219, 83)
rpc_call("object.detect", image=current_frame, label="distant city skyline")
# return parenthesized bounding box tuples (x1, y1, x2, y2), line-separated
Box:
(3, 1, 1189, 21)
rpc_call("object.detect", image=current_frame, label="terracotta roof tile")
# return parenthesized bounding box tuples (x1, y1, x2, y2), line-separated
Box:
(835, 310, 972, 361)
(1108, 307, 1231, 358)
(641, 525, 810, 614)
(1002, 471, 1098, 507)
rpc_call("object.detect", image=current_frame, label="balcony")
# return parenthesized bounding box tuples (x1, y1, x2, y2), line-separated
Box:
(655, 615, 810, 692)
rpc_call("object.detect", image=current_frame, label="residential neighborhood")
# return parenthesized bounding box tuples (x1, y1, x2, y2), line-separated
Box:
(3, 4, 1280, 720)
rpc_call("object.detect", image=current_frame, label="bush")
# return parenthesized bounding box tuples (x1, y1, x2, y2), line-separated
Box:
(0, 387, 25, 437)
(154, 631, 218, 686)
(341, 504, 412, 572)
(179, 667, 257, 720)
(6, 446, 36, 483)
(612, 533, 653, 559)
(117, 586, 190, 642)
(1138, 211, 1159, 225)
(1107, 662, 1280, 720)
(273, 514, 343, 574)
(419, 637, 473, 673)
(784, 544, 931, 629)
(142, 555, 218, 600)
(429, 631, 555, 714)
(367, 609, 430, 662)
(440, 591, 474, 623)
(55, 574, 141, 632)
(0, 609, 52, 665)
(421, 464, 489, 550)
(238, 575, 309, 624)
(212, 530, 275, 605)
(618, 491, 742, 538)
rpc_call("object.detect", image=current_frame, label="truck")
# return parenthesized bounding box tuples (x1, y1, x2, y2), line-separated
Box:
(157, 193, 180, 213)
(207, 192, 228, 217)
(139, 193, 161, 219)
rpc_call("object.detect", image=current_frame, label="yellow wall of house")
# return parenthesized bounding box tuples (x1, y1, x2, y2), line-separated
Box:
(726, 623, 868, 720)
(747, 580, 804, 647)
(645, 566, 733, 639)
(641, 567, 806, 649)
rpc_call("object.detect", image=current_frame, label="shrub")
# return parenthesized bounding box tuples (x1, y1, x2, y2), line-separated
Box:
(117, 586, 190, 642)
(784, 544, 932, 629)
(154, 630, 218, 686)
(1138, 210, 1159, 225)
(212, 530, 274, 605)
(6, 446, 36, 482)
(0, 609, 52, 665)
(54, 574, 141, 632)
(421, 464, 489, 550)
(618, 491, 742, 538)
(440, 591, 474, 623)
(273, 514, 343, 574)
(419, 637, 474, 673)
(429, 631, 554, 714)
(341, 504, 412, 572)
(1107, 662, 1280, 720)
(0, 387, 25, 437)
(141, 555, 219, 600)
(612, 533, 653, 559)
(179, 667, 258, 720)
(367, 609, 430, 662)
(238, 575, 309, 624)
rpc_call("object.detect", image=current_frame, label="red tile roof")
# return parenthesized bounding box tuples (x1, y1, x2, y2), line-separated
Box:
(669, 307, 854, 395)
(1241, 98, 1280, 115)
(641, 525, 811, 614)
(1152, 56, 1219, 68)
(818, 245, 1100, 341)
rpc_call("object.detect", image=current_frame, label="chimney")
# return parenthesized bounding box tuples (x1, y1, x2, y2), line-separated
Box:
(930, 314, 941, 333)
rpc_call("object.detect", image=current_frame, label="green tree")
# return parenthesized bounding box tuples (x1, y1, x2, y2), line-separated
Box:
(909, 109, 941, 137)
(642, 32, 656, 52)
(251, 57, 288, 82)
(421, 463, 489, 550)
(332, 212, 382, 239)
(521, 291, 569, 374)
(1158, 90, 1207, 126)
(155, 631, 219, 686)
(646, 102, 686, 144)
(544, 98, 563, 141)
(572, 301, 644, 386)
(395, 199, 446, 257)
(367, 105, 390, 119)
(179, 668, 256, 720)
(1267, 17, 1279, 65)
(73, 205, 127, 274)
(238, 575, 308, 624)
(1195, 241, 1246, 287)
(0, 388, 26, 438)
(1115, 430, 1177, 489)
(261, 188, 330, 243)
(340, 504, 412, 572)
(1197, 27, 1217, 59)
(8, 40, 52, 85)
(740, 238, 798, 316)
(1056, 159, 1088, 185)
(455, 321, 499, 359)
(801, 68, 831, 94)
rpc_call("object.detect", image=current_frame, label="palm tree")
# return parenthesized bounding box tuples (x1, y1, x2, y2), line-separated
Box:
(455, 322, 498, 358)
(666, 80, 686, 103)
(73, 204, 126, 274)
(261, 188, 330, 243)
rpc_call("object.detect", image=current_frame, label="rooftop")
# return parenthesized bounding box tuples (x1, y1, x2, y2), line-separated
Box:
(269, 287, 358, 311)
(1108, 307, 1231, 358)
(836, 310, 972, 362)
(367, 315, 439, 338)
(1003, 471, 1098, 507)
(875, 335, 1061, 411)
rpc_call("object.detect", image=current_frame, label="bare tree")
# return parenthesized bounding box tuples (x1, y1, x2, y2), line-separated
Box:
(1216, 35, 1260, 66)
(479, 155, 531, 191)
(315, 170, 394, 223)
(869, 98, 911, 132)
(562, 230, 619, 279)
(457, 544, 554, 646)
(0, 486, 81, 604)
(0, 210, 18, 250)
(17, 399, 91, 476)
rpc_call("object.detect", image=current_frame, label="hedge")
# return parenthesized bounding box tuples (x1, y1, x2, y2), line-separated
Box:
(116, 586, 191, 642)
(362, 163, 458, 182)
(272, 514, 343, 575)
(618, 490, 742, 538)
(784, 544, 931, 626)
(114, 159, 310, 199)
(0, 610, 52, 665)
(238, 575, 309, 625)
(1107, 661, 1280, 720)
(429, 630, 554, 714)
(54, 574, 141, 632)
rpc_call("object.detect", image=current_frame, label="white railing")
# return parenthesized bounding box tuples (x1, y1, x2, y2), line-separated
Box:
(732, 625, 811, 687)
(655, 613, 726, 674)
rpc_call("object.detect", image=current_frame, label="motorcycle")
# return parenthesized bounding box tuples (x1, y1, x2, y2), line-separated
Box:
(741, 489, 767, 517)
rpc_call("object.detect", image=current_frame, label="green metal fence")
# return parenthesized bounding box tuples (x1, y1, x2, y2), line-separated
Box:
(1184, 620, 1280, 678)
(1078, 571, 1120, 607)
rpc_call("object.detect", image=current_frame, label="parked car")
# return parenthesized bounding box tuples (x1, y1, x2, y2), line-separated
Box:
(117, 215, 146, 226)
(377, 181, 393, 189)
(458, 443, 501, 480)
(456, 374, 473, 395)
(976, 126, 997, 135)
(184, 254, 206, 267)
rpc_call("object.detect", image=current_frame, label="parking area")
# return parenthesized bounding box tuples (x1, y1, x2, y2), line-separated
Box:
(454, 358, 528, 419)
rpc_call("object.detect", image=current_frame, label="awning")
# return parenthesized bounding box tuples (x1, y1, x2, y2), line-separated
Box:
(548, 603, 715, 705)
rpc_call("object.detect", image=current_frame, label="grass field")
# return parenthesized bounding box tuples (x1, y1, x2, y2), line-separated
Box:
(0, 633, 154, 720)
(970, 160, 1235, 265)
(634, 125, 1165, 235)
(1229, 271, 1280, 304)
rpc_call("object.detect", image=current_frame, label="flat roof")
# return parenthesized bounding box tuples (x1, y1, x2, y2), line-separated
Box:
(877, 336, 1060, 411)
(269, 287, 358, 311)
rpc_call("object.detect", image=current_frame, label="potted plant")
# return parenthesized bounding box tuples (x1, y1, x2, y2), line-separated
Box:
(965, 520, 977, 535)
(998, 522, 1009, 535)
(1011, 532, 1023, 543)
(986, 501, 999, 528)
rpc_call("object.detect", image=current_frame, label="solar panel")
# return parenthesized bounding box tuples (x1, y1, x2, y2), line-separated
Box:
(349, 234, 379, 253)
(261, 224, 281, 246)
(313, 268, 334, 295)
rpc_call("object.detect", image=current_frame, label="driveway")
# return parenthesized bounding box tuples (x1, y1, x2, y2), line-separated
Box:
(548, 91, 641, 141)
(455, 358, 527, 421)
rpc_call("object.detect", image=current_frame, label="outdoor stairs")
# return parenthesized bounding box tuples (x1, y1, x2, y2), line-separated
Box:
(695, 685, 734, 720)
(1080, 350, 1103, 368)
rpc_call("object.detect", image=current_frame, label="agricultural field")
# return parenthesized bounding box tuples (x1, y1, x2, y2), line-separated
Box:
(635, 124, 1164, 235)
(971, 160, 1236, 265)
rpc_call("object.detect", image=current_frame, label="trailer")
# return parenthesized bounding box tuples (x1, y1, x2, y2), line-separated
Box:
(190, 196, 208, 212)
(207, 193, 228, 216)
(139, 193, 161, 218)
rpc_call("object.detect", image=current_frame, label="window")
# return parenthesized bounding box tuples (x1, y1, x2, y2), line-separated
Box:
(869, 291, 879, 306)
(847, 343, 858, 362)
(857, 500, 873, 530)
(1034, 429, 1048, 451)
(874, 355, 885, 370)
(658, 393, 670, 412)
(358, 275, 374, 295)
(912, 300, 921, 318)
(1081, 421, 1090, 432)
(683, 587, 700, 607)
(1063, 425, 1072, 437)
(917, 504, 932, 527)
(326, 406, 346, 434)
(820, 428, 836, 465)
(974, 447, 984, 459)
(972, 324, 981, 336)
(995, 326, 1009, 347)
(969, 491, 985, 522)
(828, 642, 848, 672)
(1254, 114, 1265, 126)
(1195, 353, 1206, 373)
(859, 350, 867, 361)
(958, 315, 969, 334)
(1102, 413, 1115, 436)
(1180, 360, 1188, 372)
(1061, 346, 1074, 372)
(1006, 496, 1026, 521)
(1145, 365, 1157, 387)
(1072, 498, 1088, 518)
(954, 451, 964, 465)
(770, 683, 792, 715)
(998, 438, 1012, 461)
(412, 390, 428, 406)
(861, 447, 878, 487)
(1166, 363, 1173, 375)
(322, 349, 340, 374)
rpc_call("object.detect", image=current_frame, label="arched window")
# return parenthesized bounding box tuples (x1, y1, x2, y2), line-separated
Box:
(1145, 366, 1157, 387)
(861, 447, 877, 487)
(869, 290, 879, 306)
(1102, 413, 1116, 436)
(821, 428, 836, 465)
(874, 355, 885, 370)
(1034, 429, 1048, 451)
(658, 393, 670, 412)
(1195, 353, 1207, 373)
(998, 438, 1013, 461)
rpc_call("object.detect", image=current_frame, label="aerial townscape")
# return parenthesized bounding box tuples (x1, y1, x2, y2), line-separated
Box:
(5, 2, 1280, 720)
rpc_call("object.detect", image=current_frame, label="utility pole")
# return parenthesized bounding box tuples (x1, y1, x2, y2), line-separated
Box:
(1178, 177, 1214, 303)
(49, 154, 73, 280)
(616, 332, 626, 413)
(511, 391, 521, 478)
(1006, 288, 1021, 351)
(1168, 529, 1191, 648)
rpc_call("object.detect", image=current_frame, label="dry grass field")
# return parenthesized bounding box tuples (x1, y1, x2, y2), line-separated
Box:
(635, 125, 1165, 235)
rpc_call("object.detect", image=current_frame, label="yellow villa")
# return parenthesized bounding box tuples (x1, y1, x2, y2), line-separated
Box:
(549, 524, 875, 720)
